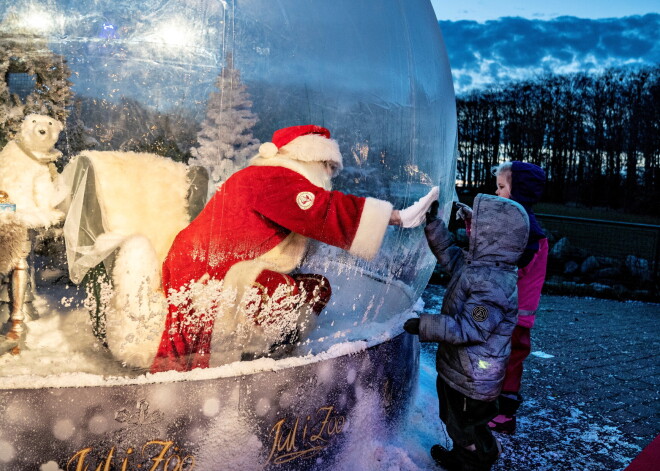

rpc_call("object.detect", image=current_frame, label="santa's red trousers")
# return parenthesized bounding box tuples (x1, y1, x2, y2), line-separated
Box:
(151, 270, 331, 372)
(246, 270, 332, 325)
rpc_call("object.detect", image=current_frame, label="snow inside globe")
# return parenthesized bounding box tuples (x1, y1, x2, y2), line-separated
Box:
(0, 1, 456, 469)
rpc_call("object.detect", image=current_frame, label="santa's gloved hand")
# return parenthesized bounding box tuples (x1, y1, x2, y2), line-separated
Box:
(403, 318, 420, 335)
(399, 186, 439, 228)
(455, 202, 473, 222)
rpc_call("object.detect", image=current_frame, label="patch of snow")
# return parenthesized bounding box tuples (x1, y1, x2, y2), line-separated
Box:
(531, 351, 555, 359)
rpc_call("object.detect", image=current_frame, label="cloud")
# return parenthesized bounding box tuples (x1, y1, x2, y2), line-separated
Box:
(439, 14, 660, 94)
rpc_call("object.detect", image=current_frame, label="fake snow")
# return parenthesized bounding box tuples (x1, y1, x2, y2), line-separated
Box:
(0, 279, 419, 389)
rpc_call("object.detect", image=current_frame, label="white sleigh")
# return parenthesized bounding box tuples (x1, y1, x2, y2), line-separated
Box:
(62, 151, 208, 369)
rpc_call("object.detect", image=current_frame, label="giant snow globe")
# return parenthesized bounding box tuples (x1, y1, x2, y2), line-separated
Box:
(0, 0, 456, 469)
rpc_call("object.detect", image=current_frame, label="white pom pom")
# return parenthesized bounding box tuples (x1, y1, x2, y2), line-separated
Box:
(259, 142, 278, 158)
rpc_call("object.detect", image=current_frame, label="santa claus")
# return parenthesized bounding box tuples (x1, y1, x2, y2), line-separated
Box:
(152, 125, 437, 372)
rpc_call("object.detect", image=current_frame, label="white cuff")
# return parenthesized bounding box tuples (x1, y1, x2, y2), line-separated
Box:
(349, 197, 393, 261)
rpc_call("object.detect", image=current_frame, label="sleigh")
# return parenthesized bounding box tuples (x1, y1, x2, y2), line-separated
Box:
(61, 151, 209, 367)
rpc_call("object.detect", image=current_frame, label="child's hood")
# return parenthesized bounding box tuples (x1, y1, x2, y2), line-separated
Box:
(468, 193, 529, 264)
(511, 161, 545, 207)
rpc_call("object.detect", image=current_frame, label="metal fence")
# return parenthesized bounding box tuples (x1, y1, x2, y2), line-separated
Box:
(536, 214, 660, 282)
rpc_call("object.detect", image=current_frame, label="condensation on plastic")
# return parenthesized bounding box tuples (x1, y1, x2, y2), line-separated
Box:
(0, 0, 456, 365)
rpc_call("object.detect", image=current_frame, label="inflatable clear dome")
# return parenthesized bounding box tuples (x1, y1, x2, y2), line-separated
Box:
(0, 0, 456, 469)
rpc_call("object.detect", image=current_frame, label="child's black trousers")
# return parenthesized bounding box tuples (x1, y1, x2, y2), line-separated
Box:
(437, 376, 500, 468)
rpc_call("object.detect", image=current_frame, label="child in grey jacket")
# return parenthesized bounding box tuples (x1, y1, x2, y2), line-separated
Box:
(404, 193, 529, 471)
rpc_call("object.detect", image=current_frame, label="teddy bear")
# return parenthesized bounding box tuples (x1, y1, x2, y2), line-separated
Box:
(0, 114, 66, 229)
(0, 114, 66, 353)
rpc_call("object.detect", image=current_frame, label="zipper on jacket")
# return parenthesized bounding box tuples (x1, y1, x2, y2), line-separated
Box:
(464, 397, 467, 412)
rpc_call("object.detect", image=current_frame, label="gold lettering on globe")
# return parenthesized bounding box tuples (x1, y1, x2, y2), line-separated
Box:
(266, 405, 346, 465)
(66, 440, 195, 471)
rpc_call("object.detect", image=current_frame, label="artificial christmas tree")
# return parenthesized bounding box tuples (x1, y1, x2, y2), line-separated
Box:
(190, 53, 260, 193)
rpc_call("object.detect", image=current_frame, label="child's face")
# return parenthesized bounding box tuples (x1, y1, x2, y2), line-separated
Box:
(495, 173, 511, 199)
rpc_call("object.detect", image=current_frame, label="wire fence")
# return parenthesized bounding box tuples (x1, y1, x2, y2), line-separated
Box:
(536, 214, 660, 284)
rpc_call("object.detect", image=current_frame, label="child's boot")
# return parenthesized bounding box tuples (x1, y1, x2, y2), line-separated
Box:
(487, 414, 516, 434)
(489, 392, 522, 434)
(430, 444, 462, 470)
(453, 446, 496, 471)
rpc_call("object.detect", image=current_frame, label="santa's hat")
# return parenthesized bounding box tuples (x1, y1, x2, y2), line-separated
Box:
(258, 125, 343, 170)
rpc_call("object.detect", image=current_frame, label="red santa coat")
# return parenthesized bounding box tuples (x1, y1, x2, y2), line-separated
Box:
(152, 158, 392, 372)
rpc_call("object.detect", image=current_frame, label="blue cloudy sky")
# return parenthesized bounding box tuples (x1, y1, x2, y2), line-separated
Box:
(429, 1, 660, 94)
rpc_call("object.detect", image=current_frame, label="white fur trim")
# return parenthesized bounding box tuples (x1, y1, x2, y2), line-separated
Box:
(222, 232, 308, 294)
(79, 151, 191, 263)
(349, 197, 393, 261)
(105, 234, 167, 369)
(259, 142, 278, 158)
(278, 134, 343, 169)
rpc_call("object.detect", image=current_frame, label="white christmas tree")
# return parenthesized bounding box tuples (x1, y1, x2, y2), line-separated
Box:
(190, 53, 259, 193)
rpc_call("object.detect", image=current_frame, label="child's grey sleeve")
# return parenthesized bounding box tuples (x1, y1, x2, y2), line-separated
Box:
(418, 284, 508, 345)
(424, 219, 464, 276)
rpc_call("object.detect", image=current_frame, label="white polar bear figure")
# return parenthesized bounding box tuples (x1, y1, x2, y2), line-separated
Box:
(0, 114, 65, 353)
(0, 114, 66, 228)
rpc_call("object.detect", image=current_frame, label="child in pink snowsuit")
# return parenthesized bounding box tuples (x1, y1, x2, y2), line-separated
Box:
(490, 161, 548, 433)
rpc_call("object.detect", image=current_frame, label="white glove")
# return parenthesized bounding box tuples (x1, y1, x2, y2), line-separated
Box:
(455, 202, 473, 222)
(399, 186, 439, 228)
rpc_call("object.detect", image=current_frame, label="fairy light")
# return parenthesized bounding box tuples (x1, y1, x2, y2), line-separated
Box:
(18, 7, 56, 33)
(146, 18, 199, 50)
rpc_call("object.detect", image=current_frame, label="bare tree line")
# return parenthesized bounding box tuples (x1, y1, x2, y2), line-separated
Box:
(456, 66, 660, 215)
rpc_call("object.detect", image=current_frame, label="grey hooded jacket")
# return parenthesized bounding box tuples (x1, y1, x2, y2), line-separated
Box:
(419, 194, 529, 401)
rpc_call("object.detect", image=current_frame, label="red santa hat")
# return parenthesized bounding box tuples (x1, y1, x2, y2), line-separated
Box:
(258, 125, 343, 170)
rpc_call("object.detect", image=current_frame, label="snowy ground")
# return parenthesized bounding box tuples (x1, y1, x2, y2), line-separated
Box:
(373, 348, 644, 471)
(0, 277, 654, 470)
(417, 286, 655, 471)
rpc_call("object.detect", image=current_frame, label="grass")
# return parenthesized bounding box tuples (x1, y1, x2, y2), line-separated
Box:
(457, 193, 660, 226)
(534, 202, 660, 226)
